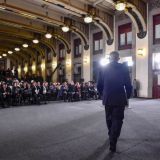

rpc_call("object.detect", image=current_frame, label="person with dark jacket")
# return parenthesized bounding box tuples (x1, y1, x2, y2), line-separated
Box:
(0, 83, 12, 107)
(32, 82, 40, 104)
(67, 81, 75, 102)
(97, 51, 132, 152)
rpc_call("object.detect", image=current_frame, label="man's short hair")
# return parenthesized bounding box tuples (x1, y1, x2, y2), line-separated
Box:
(110, 51, 120, 61)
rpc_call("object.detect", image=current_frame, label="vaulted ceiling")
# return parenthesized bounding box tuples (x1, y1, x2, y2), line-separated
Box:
(0, 0, 148, 63)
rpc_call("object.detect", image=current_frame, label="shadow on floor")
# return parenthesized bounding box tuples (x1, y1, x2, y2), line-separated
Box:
(79, 140, 116, 160)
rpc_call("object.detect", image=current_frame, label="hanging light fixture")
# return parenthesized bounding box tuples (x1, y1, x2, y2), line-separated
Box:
(22, 43, 29, 48)
(45, 33, 52, 39)
(15, 47, 20, 51)
(84, 15, 93, 23)
(115, 1, 126, 11)
(32, 39, 39, 44)
(62, 26, 70, 32)
(0, 55, 2, 58)
(0, 6, 5, 10)
(2, 53, 7, 57)
(8, 51, 13, 54)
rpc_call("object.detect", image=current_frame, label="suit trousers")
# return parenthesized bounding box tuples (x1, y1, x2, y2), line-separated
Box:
(105, 105, 125, 145)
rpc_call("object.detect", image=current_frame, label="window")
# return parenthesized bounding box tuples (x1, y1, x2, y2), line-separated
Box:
(153, 53, 160, 70)
(93, 31, 103, 54)
(59, 44, 65, 60)
(74, 38, 82, 58)
(118, 23, 132, 50)
(153, 14, 160, 44)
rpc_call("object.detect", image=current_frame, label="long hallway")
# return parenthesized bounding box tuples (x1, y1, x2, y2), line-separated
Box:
(0, 99, 160, 160)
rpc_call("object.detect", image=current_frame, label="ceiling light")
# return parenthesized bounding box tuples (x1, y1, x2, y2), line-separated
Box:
(115, 1, 126, 11)
(23, 43, 29, 48)
(2, 53, 7, 57)
(84, 15, 93, 23)
(45, 33, 52, 39)
(8, 51, 13, 54)
(0, 56, 2, 58)
(15, 48, 20, 51)
(32, 39, 39, 44)
(62, 26, 69, 32)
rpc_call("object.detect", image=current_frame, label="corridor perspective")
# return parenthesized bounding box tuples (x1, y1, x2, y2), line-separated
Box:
(0, 0, 160, 159)
(1, 99, 160, 160)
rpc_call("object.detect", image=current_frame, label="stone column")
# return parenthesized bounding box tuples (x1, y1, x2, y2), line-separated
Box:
(32, 61, 36, 75)
(135, 6, 152, 98)
(18, 65, 21, 79)
(52, 56, 58, 82)
(24, 63, 28, 74)
(6, 58, 10, 69)
(82, 48, 91, 82)
(105, 16, 116, 55)
(136, 33, 151, 98)
(41, 59, 46, 81)
(65, 53, 72, 82)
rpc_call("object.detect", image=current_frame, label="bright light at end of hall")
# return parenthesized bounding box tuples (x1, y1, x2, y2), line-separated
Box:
(15, 48, 20, 51)
(122, 57, 134, 67)
(115, 1, 126, 11)
(84, 15, 93, 23)
(32, 39, 39, 44)
(100, 57, 110, 66)
(62, 26, 69, 32)
(45, 33, 52, 39)
(8, 51, 13, 54)
(22, 43, 29, 48)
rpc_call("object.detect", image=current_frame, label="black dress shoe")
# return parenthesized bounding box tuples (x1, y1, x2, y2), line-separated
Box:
(109, 142, 116, 152)
(109, 146, 116, 152)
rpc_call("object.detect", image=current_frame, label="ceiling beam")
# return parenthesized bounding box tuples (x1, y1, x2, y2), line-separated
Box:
(93, 0, 105, 6)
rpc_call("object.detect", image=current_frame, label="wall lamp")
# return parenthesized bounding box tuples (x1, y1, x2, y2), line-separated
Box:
(84, 56, 89, 64)
(32, 64, 36, 72)
(137, 48, 144, 56)
(41, 63, 45, 71)
(24, 66, 28, 73)
(66, 59, 71, 66)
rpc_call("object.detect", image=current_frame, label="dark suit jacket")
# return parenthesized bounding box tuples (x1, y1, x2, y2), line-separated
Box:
(97, 62, 132, 106)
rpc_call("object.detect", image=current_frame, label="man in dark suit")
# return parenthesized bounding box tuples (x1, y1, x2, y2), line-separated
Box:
(97, 51, 132, 152)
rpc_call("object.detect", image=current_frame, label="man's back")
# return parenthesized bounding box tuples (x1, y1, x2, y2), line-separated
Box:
(97, 61, 132, 106)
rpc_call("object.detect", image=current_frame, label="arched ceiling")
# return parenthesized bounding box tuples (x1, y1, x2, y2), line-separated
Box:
(0, 0, 148, 61)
